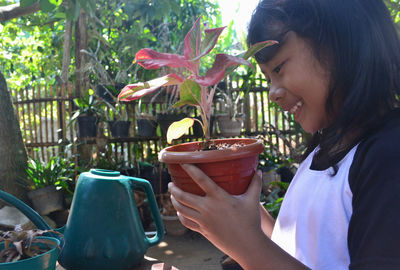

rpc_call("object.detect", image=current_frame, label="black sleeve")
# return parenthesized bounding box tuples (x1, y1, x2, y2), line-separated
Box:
(348, 122, 400, 270)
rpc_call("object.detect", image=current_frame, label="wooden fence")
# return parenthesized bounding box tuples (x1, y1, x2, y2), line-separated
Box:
(11, 75, 305, 166)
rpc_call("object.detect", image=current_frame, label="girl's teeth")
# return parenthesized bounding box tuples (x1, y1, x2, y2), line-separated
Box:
(290, 101, 303, 114)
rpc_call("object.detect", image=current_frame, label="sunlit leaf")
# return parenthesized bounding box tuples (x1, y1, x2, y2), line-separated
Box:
(118, 74, 184, 101)
(167, 118, 195, 144)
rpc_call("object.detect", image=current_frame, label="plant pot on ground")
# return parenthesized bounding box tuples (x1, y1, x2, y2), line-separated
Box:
(136, 114, 158, 137)
(27, 186, 63, 217)
(21, 157, 75, 215)
(0, 228, 61, 270)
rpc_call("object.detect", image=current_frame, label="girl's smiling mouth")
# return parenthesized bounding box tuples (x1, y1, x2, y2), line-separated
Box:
(289, 100, 303, 116)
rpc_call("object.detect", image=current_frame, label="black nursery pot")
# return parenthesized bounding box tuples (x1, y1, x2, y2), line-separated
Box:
(138, 164, 171, 194)
(77, 115, 98, 138)
(157, 113, 187, 137)
(192, 116, 215, 138)
(137, 118, 158, 137)
(108, 120, 131, 138)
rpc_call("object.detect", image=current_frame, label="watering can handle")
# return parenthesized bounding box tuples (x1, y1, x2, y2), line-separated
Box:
(0, 190, 51, 230)
(128, 177, 165, 247)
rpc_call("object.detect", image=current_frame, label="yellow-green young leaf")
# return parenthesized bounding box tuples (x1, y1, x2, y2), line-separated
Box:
(167, 118, 195, 144)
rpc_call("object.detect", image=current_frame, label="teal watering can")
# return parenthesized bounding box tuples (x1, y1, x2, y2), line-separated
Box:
(0, 169, 165, 270)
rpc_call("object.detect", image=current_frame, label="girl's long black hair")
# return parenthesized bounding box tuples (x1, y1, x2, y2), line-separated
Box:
(248, 0, 400, 170)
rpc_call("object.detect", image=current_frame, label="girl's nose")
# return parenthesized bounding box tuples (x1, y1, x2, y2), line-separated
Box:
(269, 85, 286, 103)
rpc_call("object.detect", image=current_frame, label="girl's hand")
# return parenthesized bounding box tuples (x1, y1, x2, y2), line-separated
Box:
(168, 163, 265, 257)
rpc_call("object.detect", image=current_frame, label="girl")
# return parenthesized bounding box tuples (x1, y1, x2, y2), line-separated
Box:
(168, 0, 400, 269)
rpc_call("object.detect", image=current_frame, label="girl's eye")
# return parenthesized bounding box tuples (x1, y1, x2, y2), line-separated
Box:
(273, 62, 284, 74)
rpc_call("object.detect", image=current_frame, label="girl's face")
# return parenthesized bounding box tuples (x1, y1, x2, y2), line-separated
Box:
(259, 31, 332, 133)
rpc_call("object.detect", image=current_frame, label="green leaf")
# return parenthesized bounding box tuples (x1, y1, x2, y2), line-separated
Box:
(173, 79, 201, 108)
(40, 0, 56, 12)
(20, 0, 37, 7)
(49, 0, 62, 6)
(166, 118, 195, 144)
(243, 40, 278, 60)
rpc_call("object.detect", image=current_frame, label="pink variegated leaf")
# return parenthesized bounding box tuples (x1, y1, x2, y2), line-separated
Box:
(195, 54, 252, 86)
(184, 17, 201, 60)
(135, 48, 193, 70)
(118, 74, 184, 101)
(191, 26, 226, 61)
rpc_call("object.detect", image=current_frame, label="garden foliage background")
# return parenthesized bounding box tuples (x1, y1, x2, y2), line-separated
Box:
(1, 0, 400, 197)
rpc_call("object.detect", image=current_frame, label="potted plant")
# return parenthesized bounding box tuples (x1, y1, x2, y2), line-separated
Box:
(119, 17, 276, 195)
(215, 81, 247, 137)
(105, 102, 131, 138)
(135, 99, 158, 137)
(136, 113, 158, 137)
(70, 89, 105, 138)
(20, 156, 74, 216)
(0, 227, 61, 270)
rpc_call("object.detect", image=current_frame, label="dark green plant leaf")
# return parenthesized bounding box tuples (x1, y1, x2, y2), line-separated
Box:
(173, 79, 201, 108)
(20, 0, 37, 7)
(39, 0, 57, 12)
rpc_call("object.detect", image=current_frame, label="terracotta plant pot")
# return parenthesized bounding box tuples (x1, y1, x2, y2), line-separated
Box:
(158, 138, 264, 196)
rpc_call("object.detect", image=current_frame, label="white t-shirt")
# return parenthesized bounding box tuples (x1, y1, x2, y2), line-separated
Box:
(271, 145, 358, 269)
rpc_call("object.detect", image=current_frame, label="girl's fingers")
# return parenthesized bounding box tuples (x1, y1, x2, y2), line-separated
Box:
(170, 193, 201, 221)
(176, 211, 201, 232)
(169, 182, 203, 210)
(243, 170, 263, 203)
(180, 163, 223, 196)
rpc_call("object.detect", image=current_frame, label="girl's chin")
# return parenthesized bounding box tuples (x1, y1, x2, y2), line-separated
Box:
(298, 121, 319, 134)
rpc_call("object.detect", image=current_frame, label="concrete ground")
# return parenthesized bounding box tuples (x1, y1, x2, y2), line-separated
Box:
(146, 231, 224, 270)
